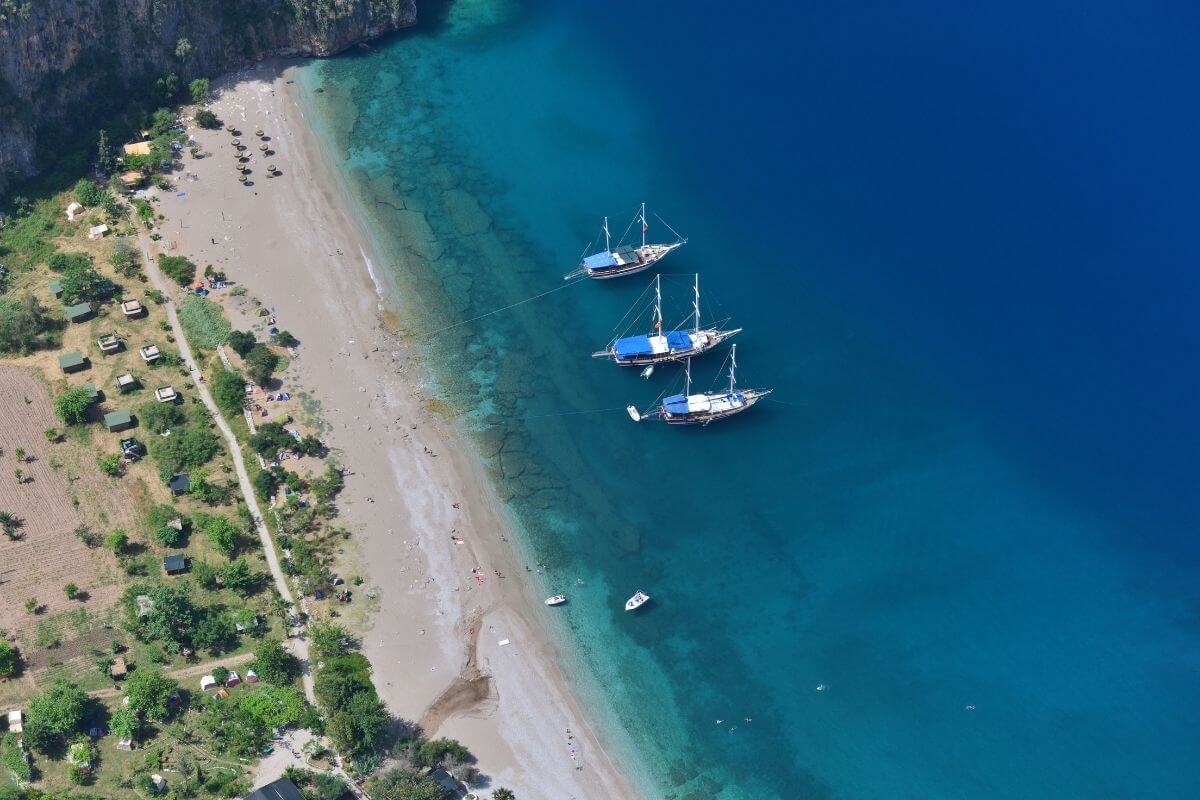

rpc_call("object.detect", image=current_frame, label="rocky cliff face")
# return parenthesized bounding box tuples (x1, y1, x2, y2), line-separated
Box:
(0, 0, 417, 194)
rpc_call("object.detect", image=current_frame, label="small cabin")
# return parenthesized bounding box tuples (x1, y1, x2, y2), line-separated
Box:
(163, 553, 187, 575)
(6, 710, 22, 734)
(64, 302, 93, 323)
(244, 669, 259, 684)
(154, 386, 178, 403)
(120, 298, 144, 317)
(199, 675, 216, 691)
(87, 224, 109, 241)
(115, 373, 137, 393)
(167, 474, 190, 496)
(97, 333, 121, 353)
(120, 170, 144, 190)
(225, 671, 241, 688)
(104, 410, 133, 432)
(58, 351, 88, 373)
(66, 202, 83, 221)
(139, 345, 161, 363)
(109, 657, 127, 679)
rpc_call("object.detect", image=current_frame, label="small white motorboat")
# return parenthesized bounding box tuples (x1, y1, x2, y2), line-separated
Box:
(545, 594, 567, 606)
(625, 590, 651, 612)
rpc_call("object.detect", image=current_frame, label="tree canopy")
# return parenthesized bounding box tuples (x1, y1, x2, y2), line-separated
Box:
(212, 367, 246, 415)
(368, 769, 444, 800)
(0, 294, 56, 354)
(251, 638, 299, 685)
(0, 640, 17, 677)
(25, 680, 89, 752)
(158, 254, 196, 285)
(124, 668, 178, 720)
(55, 386, 95, 425)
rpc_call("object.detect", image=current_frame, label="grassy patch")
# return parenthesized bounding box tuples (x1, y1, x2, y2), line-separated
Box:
(177, 296, 231, 350)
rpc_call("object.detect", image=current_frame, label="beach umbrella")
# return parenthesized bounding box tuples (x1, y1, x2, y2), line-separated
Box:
(255, 129, 264, 137)
(231, 139, 240, 147)
(238, 174, 247, 183)
(259, 143, 268, 151)
(267, 164, 277, 174)
(225, 125, 235, 132)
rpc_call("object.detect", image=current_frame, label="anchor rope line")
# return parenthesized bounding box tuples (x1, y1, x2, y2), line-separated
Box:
(418, 278, 587, 339)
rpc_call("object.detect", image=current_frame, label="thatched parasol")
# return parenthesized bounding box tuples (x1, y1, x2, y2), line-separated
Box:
(238, 174, 248, 183)
(267, 164, 277, 174)
(259, 143, 268, 151)
(231, 139, 240, 147)
(225, 125, 235, 133)
(255, 129, 264, 137)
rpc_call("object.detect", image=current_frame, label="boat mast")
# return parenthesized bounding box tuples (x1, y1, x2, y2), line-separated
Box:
(729, 344, 737, 394)
(653, 273, 663, 333)
(603, 216, 611, 253)
(685, 356, 692, 396)
(640, 202, 647, 248)
(693, 273, 701, 333)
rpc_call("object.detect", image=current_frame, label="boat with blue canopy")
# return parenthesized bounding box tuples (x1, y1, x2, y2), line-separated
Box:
(627, 345, 771, 426)
(564, 203, 686, 280)
(593, 274, 740, 366)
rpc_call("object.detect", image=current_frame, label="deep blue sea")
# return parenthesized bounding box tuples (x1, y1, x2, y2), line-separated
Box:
(301, 1, 1200, 797)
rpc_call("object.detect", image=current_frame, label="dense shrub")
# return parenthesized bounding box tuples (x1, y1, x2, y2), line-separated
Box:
(74, 178, 106, 207)
(227, 330, 257, 357)
(158, 254, 196, 285)
(212, 367, 246, 415)
(0, 294, 57, 354)
(55, 386, 95, 425)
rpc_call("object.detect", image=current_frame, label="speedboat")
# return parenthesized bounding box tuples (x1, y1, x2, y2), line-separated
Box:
(625, 590, 651, 612)
(545, 594, 567, 606)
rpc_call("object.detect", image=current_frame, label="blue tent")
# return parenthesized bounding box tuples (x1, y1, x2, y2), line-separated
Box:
(614, 335, 654, 359)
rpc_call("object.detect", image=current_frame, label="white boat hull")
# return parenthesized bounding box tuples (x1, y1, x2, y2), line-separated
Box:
(625, 591, 651, 611)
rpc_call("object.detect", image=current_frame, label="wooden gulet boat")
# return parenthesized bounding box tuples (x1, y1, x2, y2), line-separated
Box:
(593, 273, 741, 366)
(627, 344, 771, 426)
(564, 203, 686, 281)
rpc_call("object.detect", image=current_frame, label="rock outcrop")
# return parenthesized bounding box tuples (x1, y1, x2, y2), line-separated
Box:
(0, 0, 417, 193)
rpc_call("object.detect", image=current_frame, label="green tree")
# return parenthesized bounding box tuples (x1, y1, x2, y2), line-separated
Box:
(307, 620, 350, 659)
(201, 514, 240, 557)
(157, 254, 196, 285)
(154, 523, 184, 547)
(311, 773, 348, 800)
(188, 77, 210, 103)
(0, 640, 17, 677)
(212, 666, 230, 685)
(175, 38, 194, 60)
(138, 401, 184, 434)
(74, 178, 106, 207)
(96, 129, 113, 176)
(105, 528, 129, 554)
(250, 422, 295, 456)
(110, 239, 142, 277)
(492, 789, 516, 800)
(191, 610, 236, 654)
(0, 294, 55, 355)
(109, 705, 139, 741)
(55, 386, 95, 425)
(64, 582, 79, 600)
(227, 330, 257, 357)
(368, 770, 444, 800)
(252, 468, 279, 502)
(124, 669, 178, 720)
(212, 367, 246, 415)
(194, 108, 220, 129)
(328, 692, 389, 758)
(56, 255, 112, 304)
(243, 345, 279, 387)
(272, 330, 299, 347)
(25, 680, 88, 752)
(251, 639, 298, 685)
(141, 584, 198, 652)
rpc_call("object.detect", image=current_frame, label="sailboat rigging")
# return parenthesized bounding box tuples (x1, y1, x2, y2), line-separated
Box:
(627, 344, 771, 426)
(564, 202, 686, 280)
(592, 274, 741, 366)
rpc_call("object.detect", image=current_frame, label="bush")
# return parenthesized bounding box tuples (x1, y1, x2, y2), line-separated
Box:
(369, 770, 444, 800)
(97, 453, 123, 476)
(250, 422, 294, 457)
(178, 296, 231, 349)
(47, 252, 91, 273)
(1, 732, 31, 782)
(74, 178, 106, 207)
(55, 253, 113, 304)
(55, 386, 95, 425)
(252, 468, 279, 501)
(105, 528, 129, 553)
(0, 640, 17, 677)
(158, 254, 196, 285)
(194, 108, 220, 129)
(139, 401, 185, 434)
(212, 367, 246, 415)
(272, 330, 299, 348)
(197, 513, 241, 557)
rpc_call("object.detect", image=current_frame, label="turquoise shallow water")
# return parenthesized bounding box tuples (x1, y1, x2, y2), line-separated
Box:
(299, 1, 1200, 798)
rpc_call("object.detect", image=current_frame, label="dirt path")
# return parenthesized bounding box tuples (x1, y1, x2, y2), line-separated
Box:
(137, 234, 314, 705)
(87, 652, 254, 699)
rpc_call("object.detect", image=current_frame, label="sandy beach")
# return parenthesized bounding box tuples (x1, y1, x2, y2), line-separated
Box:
(151, 63, 637, 800)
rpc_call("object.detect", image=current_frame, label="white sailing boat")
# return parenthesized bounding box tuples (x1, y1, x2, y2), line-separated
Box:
(545, 594, 567, 606)
(625, 590, 651, 611)
(564, 203, 685, 281)
(593, 274, 740, 366)
(627, 344, 771, 426)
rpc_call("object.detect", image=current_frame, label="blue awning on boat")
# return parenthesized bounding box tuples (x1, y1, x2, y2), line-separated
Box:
(584, 251, 617, 269)
(665, 331, 691, 351)
(663, 394, 689, 414)
(614, 335, 654, 358)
